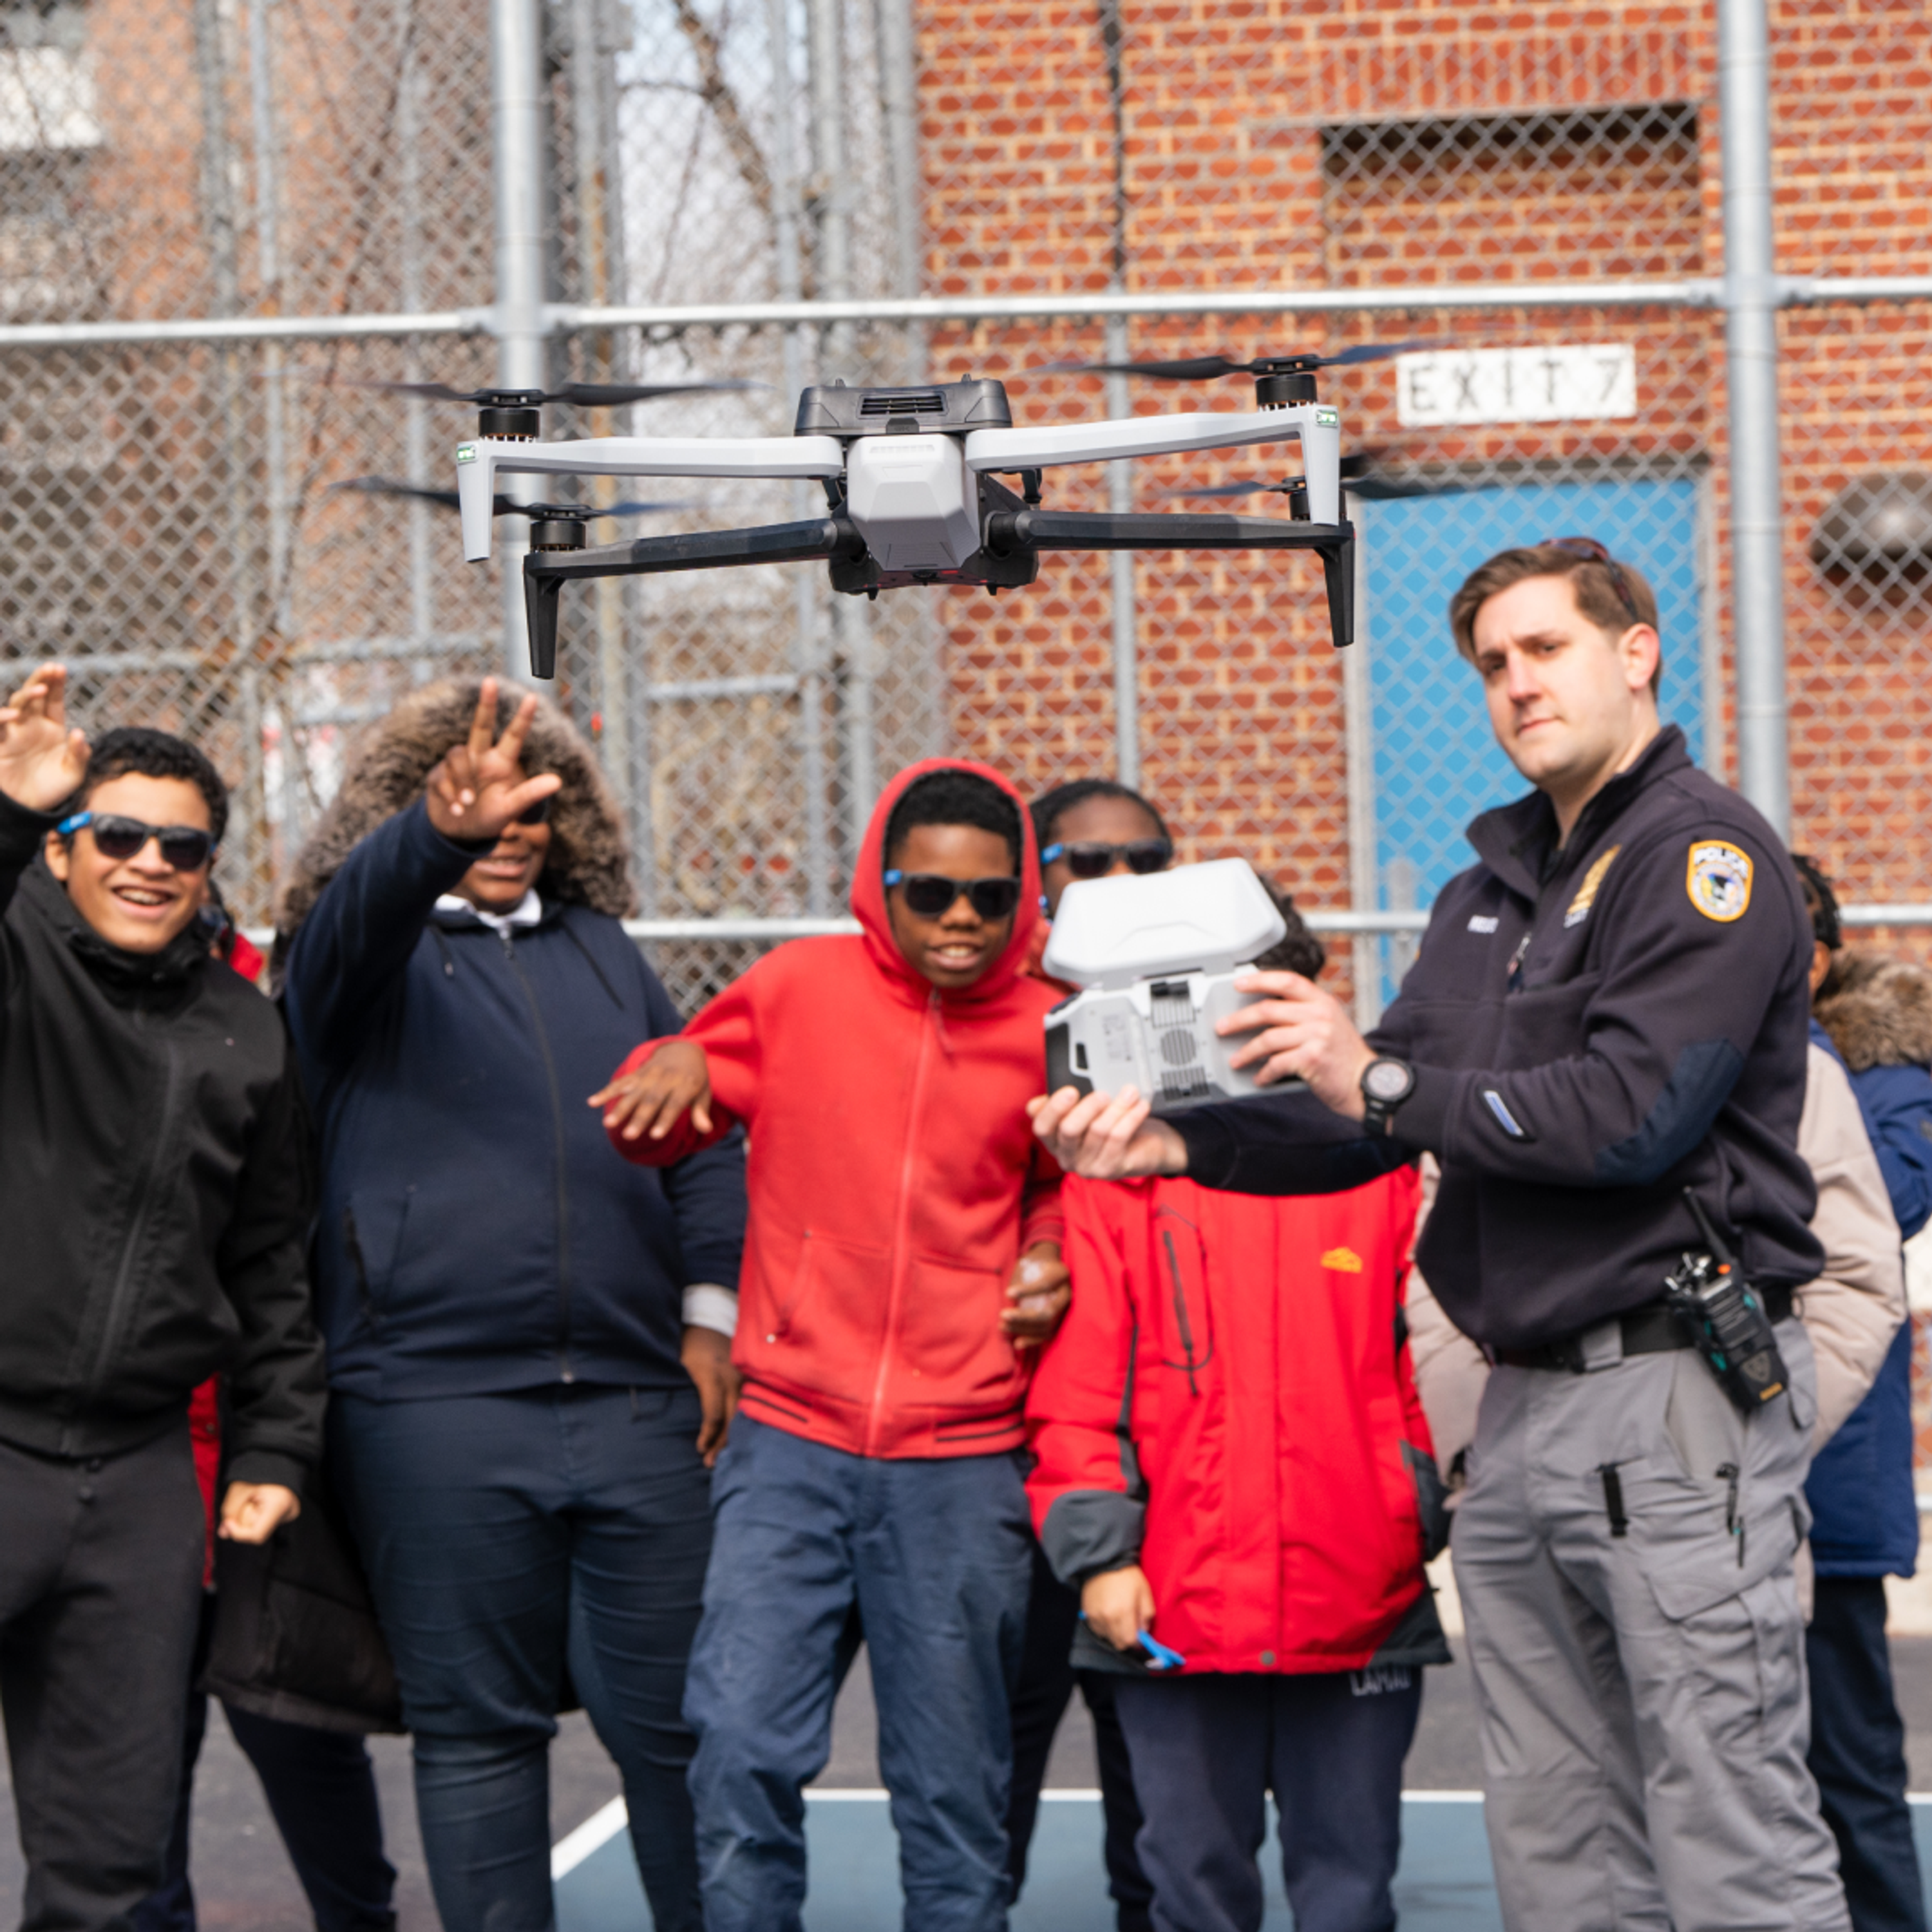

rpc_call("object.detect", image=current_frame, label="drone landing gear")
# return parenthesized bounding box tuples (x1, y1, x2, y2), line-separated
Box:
(522, 516, 866, 678)
(983, 510, 1356, 649)
(520, 510, 1354, 679)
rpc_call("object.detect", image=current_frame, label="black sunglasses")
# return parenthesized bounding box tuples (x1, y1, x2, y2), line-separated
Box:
(56, 810, 216, 873)
(1040, 837, 1174, 880)
(883, 870, 1024, 920)
(1544, 535, 1640, 621)
(514, 794, 553, 826)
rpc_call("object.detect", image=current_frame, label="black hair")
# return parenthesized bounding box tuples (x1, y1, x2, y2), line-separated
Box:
(72, 727, 229, 846)
(1029, 777, 1169, 853)
(1253, 880, 1326, 979)
(1791, 852, 1842, 952)
(884, 768, 1021, 870)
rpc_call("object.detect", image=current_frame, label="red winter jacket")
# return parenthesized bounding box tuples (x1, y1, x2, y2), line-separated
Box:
(1027, 1166, 1444, 1675)
(609, 760, 1065, 1459)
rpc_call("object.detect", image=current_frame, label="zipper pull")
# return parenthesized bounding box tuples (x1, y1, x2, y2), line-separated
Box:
(1508, 931, 1533, 989)
(1718, 1461, 1744, 1567)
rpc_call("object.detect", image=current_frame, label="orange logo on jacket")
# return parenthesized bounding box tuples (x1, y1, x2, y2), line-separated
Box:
(1320, 1246, 1364, 1274)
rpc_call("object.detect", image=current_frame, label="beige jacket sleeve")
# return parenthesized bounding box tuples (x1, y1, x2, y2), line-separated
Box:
(1797, 1040, 1907, 1450)
(1402, 1154, 1492, 1488)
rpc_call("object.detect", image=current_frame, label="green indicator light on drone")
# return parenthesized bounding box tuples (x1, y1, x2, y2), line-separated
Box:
(457, 442, 477, 464)
(1316, 408, 1340, 428)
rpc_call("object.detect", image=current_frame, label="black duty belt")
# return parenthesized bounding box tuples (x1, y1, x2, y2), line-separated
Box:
(1495, 1285, 1794, 1373)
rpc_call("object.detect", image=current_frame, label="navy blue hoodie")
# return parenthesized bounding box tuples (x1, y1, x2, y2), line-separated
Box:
(282, 799, 745, 1399)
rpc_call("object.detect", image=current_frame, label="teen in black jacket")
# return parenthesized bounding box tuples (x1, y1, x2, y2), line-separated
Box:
(277, 677, 745, 1932)
(0, 663, 324, 1932)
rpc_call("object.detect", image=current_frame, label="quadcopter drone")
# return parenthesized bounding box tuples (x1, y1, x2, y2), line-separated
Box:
(398, 351, 1413, 677)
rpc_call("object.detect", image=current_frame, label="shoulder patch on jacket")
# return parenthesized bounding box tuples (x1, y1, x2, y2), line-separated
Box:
(1564, 845, 1622, 928)
(1686, 840, 1753, 923)
(1320, 1245, 1364, 1273)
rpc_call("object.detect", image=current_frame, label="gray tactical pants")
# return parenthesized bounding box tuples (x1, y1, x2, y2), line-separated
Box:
(1453, 1318, 1850, 1932)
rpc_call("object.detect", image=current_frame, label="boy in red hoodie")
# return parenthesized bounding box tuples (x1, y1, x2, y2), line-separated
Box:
(596, 761, 1068, 1932)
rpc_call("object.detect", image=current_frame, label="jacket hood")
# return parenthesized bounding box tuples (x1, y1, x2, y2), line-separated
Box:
(1816, 952, 1932, 1072)
(275, 677, 634, 950)
(851, 757, 1043, 1005)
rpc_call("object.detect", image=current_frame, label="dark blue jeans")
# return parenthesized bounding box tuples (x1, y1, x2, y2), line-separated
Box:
(1807, 1575, 1928, 1932)
(683, 1414, 1034, 1932)
(332, 1383, 712, 1932)
(1114, 1666, 1422, 1932)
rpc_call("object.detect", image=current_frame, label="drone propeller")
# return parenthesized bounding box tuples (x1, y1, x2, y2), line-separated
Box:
(332, 476, 694, 520)
(339, 378, 759, 410)
(1049, 341, 1435, 383)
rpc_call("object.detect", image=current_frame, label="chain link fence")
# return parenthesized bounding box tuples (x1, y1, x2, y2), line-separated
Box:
(0, 0, 1927, 1032)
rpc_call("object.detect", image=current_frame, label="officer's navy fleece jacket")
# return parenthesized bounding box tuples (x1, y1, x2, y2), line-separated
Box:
(283, 800, 746, 1397)
(1173, 727, 1823, 1351)
(1807, 956, 1932, 1578)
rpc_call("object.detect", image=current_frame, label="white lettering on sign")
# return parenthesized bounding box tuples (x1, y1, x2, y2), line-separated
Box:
(1394, 345, 1637, 428)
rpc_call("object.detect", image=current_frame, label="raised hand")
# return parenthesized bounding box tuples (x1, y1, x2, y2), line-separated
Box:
(0, 664, 89, 813)
(424, 677, 563, 842)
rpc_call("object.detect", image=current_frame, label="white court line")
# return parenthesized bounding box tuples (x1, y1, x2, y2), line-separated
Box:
(551, 1797, 629, 1879)
(547, 1785, 1493, 1880)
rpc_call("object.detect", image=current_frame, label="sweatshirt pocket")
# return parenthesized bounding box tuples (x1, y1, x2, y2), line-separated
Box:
(341, 1186, 414, 1328)
(900, 1257, 1018, 1401)
(757, 1231, 890, 1399)
(1153, 1205, 1214, 1394)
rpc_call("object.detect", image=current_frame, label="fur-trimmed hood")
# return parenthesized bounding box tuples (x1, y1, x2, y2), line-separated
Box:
(1815, 951, 1932, 1072)
(275, 679, 634, 951)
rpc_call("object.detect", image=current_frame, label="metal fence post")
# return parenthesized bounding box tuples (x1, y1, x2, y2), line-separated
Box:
(491, 0, 549, 680)
(1718, 0, 1790, 837)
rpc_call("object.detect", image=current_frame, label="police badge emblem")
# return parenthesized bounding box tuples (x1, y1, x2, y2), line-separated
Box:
(1686, 840, 1754, 922)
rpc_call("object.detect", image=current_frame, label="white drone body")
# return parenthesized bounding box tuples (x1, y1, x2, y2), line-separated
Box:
(455, 399, 1343, 566)
(441, 375, 1358, 676)
(1041, 859, 1294, 1114)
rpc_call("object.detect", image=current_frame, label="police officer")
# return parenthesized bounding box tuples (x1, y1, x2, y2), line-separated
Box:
(1034, 540, 1849, 1932)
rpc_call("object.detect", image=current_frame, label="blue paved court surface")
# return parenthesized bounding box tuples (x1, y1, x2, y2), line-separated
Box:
(556, 1796, 1932, 1932)
(556, 1791, 1502, 1931)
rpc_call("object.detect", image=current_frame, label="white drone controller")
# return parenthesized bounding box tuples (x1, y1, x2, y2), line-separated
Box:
(1042, 858, 1295, 1113)
(434, 368, 1360, 676)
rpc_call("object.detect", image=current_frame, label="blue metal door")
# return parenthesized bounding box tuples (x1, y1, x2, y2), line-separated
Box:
(1363, 479, 1705, 998)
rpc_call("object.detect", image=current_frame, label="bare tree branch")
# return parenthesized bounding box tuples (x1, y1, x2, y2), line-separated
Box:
(669, 0, 774, 227)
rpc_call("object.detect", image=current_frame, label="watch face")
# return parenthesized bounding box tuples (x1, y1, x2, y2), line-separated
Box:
(1364, 1058, 1413, 1103)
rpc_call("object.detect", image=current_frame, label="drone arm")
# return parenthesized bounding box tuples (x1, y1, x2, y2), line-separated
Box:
(457, 435, 847, 560)
(962, 405, 1338, 473)
(521, 516, 864, 678)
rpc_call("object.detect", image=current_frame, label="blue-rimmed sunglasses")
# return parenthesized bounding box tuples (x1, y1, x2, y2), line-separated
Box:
(883, 870, 1023, 920)
(1041, 837, 1173, 879)
(56, 811, 216, 873)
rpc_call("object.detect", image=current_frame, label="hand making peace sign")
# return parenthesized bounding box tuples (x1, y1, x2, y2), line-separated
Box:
(424, 677, 563, 843)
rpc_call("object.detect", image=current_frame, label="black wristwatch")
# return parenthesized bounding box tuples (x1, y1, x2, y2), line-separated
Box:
(1359, 1056, 1417, 1137)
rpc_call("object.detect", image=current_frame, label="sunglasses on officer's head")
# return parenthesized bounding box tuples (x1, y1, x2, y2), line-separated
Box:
(1040, 837, 1174, 880)
(1544, 536, 1640, 621)
(883, 870, 1024, 920)
(55, 810, 216, 873)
